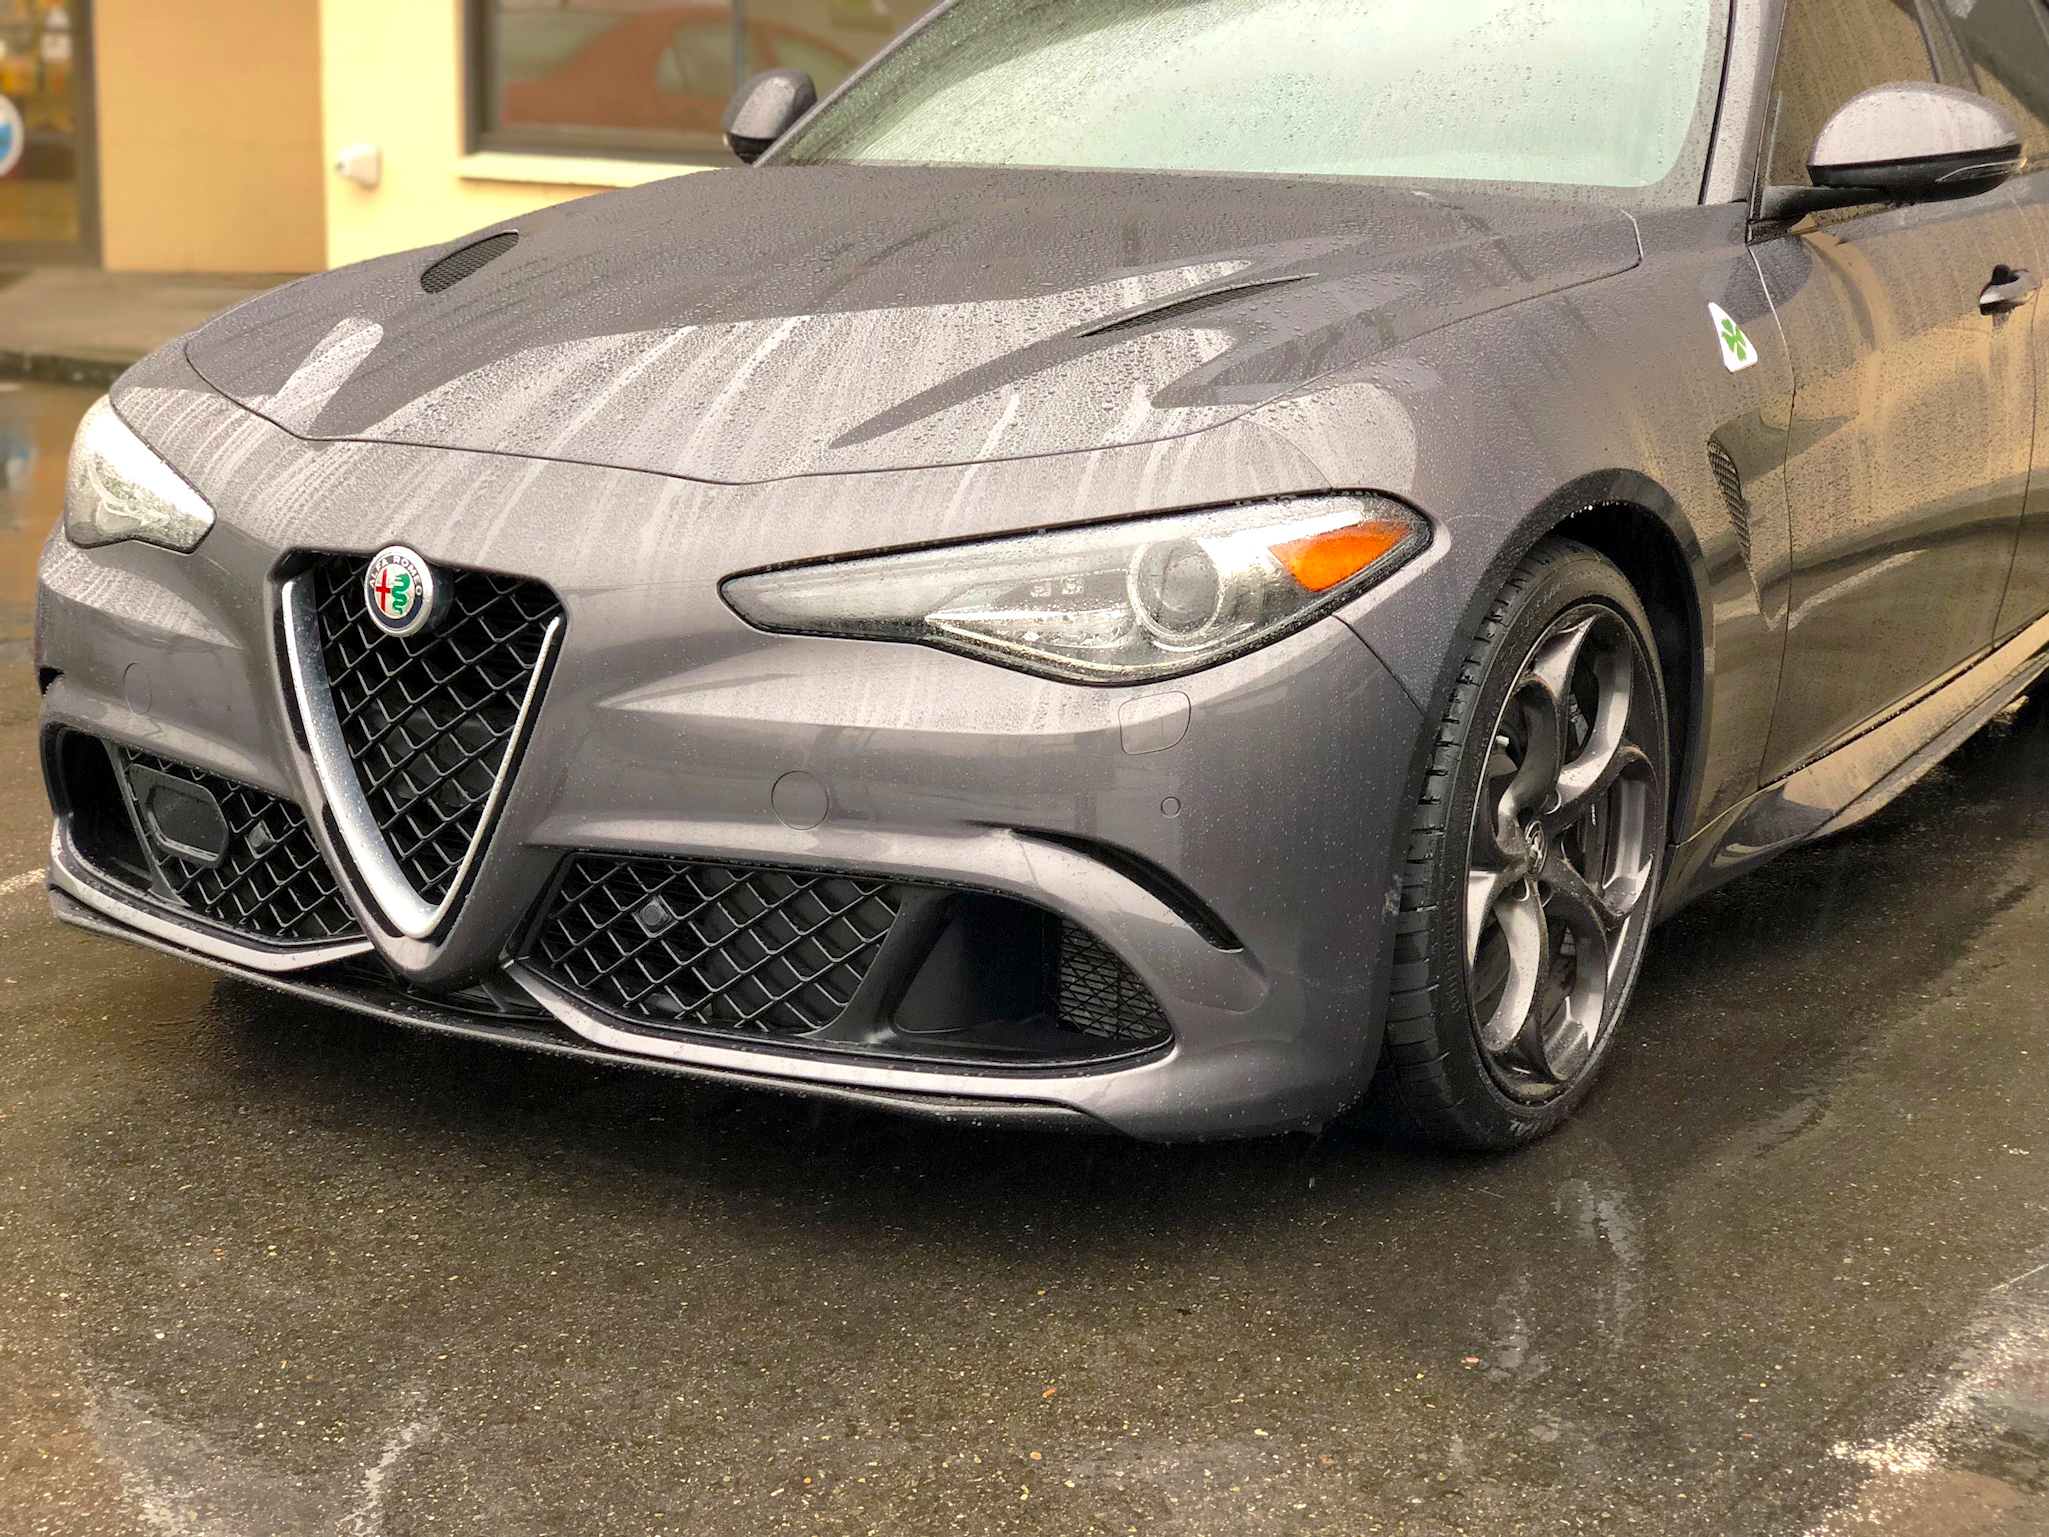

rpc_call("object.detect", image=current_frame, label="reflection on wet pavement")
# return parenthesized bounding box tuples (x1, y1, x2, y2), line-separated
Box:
(0, 384, 2043, 1536)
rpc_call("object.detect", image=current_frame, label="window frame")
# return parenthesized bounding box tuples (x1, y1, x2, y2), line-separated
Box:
(1926, 0, 2049, 164)
(462, 0, 751, 166)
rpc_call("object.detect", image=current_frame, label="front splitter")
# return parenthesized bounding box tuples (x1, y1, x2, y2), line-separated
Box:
(47, 887, 1109, 1134)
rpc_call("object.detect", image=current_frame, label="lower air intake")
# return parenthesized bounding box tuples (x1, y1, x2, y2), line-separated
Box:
(1054, 922, 1172, 1042)
(521, 851, 1176, 1055)
(524, 854, 902, 1036)
(55, 733, 360, 946)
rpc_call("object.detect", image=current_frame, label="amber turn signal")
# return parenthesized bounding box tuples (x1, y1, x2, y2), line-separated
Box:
(1269, 520, 1414, 593)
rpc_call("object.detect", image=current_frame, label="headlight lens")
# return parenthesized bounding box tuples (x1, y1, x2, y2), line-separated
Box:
(65, 396, 216, 553)
(722, 494, 1425, 684)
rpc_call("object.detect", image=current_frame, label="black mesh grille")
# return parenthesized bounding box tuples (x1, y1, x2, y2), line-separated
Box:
(310, 555, 561, 906)
(116, 750, 360, 944)
(524, 855, 901, 1036)
(1055, 924, 1171, 1043)
(421, 231, 519, 294)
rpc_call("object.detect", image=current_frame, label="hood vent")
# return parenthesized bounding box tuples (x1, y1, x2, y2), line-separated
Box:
(421, 231, 519, 295)
(1078, 272, 1313, 338)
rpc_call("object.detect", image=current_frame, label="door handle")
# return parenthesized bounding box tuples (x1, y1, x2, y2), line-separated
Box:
(1980, 264, 2041, 314)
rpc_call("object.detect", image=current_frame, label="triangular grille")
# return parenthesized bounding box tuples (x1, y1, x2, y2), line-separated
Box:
(298, 554, 561, 921)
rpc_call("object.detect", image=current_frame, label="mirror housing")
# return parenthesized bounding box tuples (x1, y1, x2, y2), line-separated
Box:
(723, 69, 817, 164)
(1762, 82, 2022, 220)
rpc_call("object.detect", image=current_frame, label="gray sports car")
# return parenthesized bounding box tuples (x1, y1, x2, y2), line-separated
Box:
(34, 0, 2049, 1145)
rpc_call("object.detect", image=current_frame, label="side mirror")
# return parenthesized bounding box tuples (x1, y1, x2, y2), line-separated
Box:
(1763, 82, 2022, 220)
(723, 69, 817, 164)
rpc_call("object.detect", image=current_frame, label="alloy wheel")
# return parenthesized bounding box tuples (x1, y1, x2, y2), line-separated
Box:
(1463, 604, 1666, 1100)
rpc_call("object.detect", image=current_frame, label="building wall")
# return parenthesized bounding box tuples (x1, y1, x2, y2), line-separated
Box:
(95, 0, 328, 274)
(318, 0, 707, 272)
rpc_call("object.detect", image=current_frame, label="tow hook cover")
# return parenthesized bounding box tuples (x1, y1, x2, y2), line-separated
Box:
(124, 764, 231, 869)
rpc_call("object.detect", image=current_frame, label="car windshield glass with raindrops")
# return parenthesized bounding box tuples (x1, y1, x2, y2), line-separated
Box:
(782, 0, 1727, 200)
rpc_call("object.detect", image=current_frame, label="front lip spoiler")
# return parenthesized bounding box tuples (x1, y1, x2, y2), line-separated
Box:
(51, 812, 1175, 1118)
(508, 959, 1171, 1087)
(46, 886, 1108, 1134)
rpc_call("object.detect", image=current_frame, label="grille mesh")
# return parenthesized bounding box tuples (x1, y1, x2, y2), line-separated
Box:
(117, 750, 359, 944)
(1055, 924, 1171, 1043)
(525, 855, 902, 1036)
(311, 555, 561, 907)
(421, 231, 519, 294)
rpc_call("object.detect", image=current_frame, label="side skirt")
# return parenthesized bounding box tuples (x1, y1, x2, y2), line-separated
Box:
(1659, 607, 2049, 916)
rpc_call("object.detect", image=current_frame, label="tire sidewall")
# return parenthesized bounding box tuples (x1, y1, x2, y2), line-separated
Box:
(1423, 542, 1670, 1145)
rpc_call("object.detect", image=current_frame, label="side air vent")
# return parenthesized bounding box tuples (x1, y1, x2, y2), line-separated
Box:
(421, 231, 519, 295)
(1707, 436, 1753, 570)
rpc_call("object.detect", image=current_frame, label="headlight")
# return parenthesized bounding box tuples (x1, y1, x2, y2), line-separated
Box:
(65, 396, 216, 553)
(722, 494, 1426, 684)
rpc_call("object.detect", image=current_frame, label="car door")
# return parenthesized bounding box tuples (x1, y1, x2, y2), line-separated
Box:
(1750, 0, 2038, 781)
(1945, 0, 2049, 640)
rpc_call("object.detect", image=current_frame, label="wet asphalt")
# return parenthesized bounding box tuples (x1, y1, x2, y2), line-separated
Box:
(0, 382, 2045, 1537)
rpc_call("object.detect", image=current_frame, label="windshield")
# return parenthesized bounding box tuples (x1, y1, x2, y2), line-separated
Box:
(779, 0, 1727, 199)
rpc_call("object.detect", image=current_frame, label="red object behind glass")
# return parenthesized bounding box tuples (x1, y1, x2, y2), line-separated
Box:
(501, 8, 856, 140)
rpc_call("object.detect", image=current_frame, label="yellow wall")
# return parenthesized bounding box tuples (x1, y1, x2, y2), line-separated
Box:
(319, 0, 706, 271)
(95, 0, 328, 274)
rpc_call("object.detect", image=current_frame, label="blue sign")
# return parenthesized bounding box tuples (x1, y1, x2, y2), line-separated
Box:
(0, 96, 21, 180)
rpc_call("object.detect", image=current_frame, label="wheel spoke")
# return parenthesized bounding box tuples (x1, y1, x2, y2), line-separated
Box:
(1475, 879, 1547, 1054)
(1501, 672, 1565, 825)
(1593, 754, 1659, 922)
(1465, 862, 1526, 966)
(1543, 857, 1624, 940)
(1474, 737, 1526, 869)
(1528, 863, 1614, 1081)
(1547, 637, 1636, 828)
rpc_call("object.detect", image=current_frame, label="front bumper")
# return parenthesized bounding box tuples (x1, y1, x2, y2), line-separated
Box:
(36, 368, 1428, 1140)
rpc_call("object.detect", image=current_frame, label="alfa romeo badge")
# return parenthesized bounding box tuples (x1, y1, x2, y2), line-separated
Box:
(362, 545, 444, 638)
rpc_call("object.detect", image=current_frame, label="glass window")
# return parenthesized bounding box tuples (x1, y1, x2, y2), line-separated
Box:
(780, 0, 1727, 201)
(1940, 0, 2049, 162)
(0, 0, 88, 258)
(1765, 0, 1939, 187)
(473, 1, 939, 163)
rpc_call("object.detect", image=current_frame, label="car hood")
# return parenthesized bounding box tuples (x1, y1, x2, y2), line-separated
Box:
(183, 166, 1640, 485)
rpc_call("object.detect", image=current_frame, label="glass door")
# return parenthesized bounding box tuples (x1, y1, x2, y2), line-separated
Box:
(0, 0, 94, 262)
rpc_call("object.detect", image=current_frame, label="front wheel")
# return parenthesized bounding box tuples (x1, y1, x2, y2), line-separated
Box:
(1375, 538, 1670, 1150)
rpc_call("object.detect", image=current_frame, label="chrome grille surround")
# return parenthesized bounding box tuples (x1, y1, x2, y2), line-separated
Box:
(281, 555, 563, 940)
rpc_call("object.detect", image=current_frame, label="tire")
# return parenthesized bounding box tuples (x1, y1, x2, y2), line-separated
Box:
(1373, 537, 1671, 1150)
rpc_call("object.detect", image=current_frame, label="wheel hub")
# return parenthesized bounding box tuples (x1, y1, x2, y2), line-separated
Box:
(1523, 818, 1549, 875)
